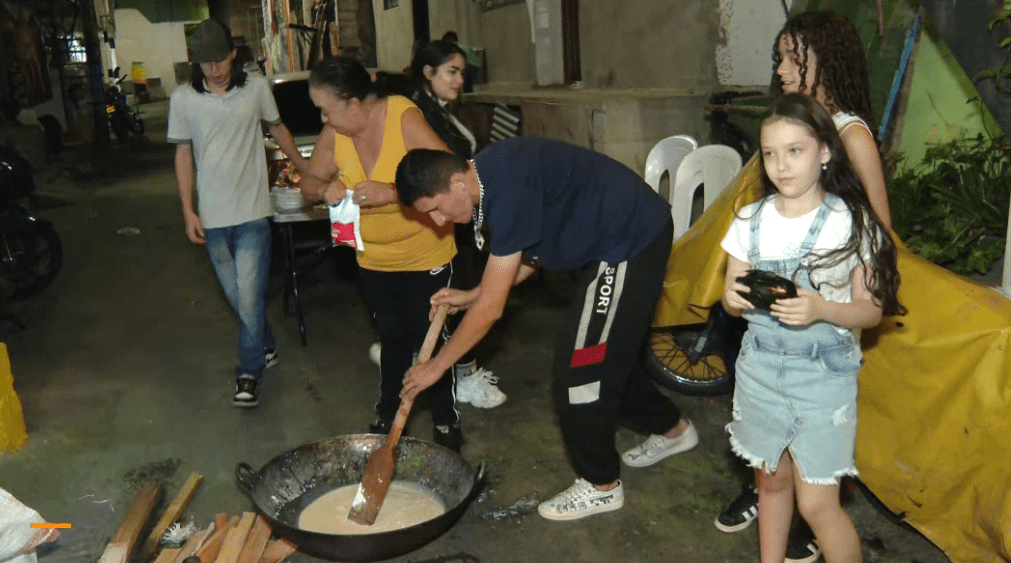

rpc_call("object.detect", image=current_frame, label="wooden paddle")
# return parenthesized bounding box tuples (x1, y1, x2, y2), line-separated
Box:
(347, 303, 450, 525)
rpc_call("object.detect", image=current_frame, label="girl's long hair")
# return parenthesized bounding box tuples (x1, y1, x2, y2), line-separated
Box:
(771, 11, 876, 137)
(758, 94, 904, 316)
(409, 40, 472, 158)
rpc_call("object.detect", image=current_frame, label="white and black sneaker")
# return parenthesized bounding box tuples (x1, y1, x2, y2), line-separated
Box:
(714, 485, 759, 532)
(265, 348, 279, 369)
(234, 375, 259, 408)
(537, 478, 624, 521)
(785, 523, 821, 563)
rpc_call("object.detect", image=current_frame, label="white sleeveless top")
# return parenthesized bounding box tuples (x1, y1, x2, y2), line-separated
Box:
(832, 111, 872, 136)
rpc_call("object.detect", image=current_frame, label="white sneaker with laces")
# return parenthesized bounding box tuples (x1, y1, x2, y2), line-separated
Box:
(622, 419, 699, 467)
(537, 478, 624, 521)
(368, 342, 381, 367)
(456, 368, 507, 408)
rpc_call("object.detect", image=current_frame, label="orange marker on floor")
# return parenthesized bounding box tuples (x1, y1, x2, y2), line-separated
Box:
(31, 523, 71, 529)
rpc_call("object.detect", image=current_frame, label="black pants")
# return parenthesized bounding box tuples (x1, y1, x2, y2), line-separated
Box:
(359, 264, 458, 427)
(553, 220, 680, 484)
(446, 224, 487, 367)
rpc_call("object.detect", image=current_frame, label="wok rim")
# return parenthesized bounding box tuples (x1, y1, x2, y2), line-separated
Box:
(235, 434, 485, 561)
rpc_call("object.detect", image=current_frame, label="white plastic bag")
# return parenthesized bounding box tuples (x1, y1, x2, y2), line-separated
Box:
(329, 190, 364, 251)
(0, 486, 56, 563)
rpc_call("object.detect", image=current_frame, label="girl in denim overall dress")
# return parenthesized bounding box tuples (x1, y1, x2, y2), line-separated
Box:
(721, 94, 904, 563)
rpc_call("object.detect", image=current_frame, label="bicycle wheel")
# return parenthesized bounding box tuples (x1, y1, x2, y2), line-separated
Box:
(130, 115, 145, 135)
(645, 326, 734, 396)
(0, 221, 63, 300)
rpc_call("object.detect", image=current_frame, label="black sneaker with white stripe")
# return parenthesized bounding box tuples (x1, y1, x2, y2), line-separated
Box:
(234, 375, 259, 408)
(785, 521, 821, 563)
(265, 348, 279, 369)
(714, 485, 759, 533)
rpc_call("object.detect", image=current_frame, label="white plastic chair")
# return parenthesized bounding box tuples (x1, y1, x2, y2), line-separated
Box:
(644, 135, 698, 195)
(671, 144, 742, 240)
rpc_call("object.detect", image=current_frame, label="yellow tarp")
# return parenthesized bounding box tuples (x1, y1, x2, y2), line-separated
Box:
(654, 157, 1011, 563)
(0, 343, 28, 453)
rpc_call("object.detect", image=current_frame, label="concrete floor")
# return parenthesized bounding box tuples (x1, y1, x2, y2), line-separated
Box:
(0, 101, 951, 563)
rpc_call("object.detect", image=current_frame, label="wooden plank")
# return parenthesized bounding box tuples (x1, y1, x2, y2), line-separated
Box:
(137, 473, 204, 563)
(152, 547, 181, 563)
(214, 512, 257, 563)
(235, 516, 272, 563)
(257, 538, 297, 563)
(191, 524, 214, 555)
(171, 529, 209, 563)
(213, 514, 228, 531)
(196, 516, 238, 563)
(96, 481, 163, 563)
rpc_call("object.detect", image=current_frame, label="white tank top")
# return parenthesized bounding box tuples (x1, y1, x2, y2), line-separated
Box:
(832, 111, 872, 136)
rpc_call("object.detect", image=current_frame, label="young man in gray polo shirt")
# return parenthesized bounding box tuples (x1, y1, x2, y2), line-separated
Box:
(168, 18, 307, 407)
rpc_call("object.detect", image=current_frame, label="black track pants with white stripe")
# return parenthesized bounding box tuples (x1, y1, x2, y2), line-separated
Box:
(552, 220, 681, 485)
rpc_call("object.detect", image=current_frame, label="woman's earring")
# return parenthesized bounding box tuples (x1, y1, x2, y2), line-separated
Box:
(821, 162, 827, 171)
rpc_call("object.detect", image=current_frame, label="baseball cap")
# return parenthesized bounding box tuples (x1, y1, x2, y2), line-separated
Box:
(191, 19, 232, 63)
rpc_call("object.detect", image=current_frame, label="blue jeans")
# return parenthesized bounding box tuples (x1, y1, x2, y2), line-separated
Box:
(205, 218, 275, 380)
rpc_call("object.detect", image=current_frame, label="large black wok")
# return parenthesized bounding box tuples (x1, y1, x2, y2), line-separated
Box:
(235, 434, 485, 561)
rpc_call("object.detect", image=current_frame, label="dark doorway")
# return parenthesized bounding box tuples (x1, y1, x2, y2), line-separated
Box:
(412, 0, 430, 46)
(561, 0, 581, 85)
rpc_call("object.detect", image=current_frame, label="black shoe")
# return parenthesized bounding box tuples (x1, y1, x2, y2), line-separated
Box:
(714, 485, 759, 533)
(433, 423, 463, 452)
(785, 523, 820, 563)
(234, 375, 259, 408)
(369, 419, 393, 434)
(265, 348, 279, 369)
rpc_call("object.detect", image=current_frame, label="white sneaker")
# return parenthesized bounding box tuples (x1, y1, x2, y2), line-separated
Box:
(621, 420, 699, 467)
(456, 368, 507, 408)
(368, 342, 381, 367)
(537, 478, 624, 521)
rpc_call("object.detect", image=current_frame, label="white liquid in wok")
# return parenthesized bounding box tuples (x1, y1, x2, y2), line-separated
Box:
(297, 482, 446, 535)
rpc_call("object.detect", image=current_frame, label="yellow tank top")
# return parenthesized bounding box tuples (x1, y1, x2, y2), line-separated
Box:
(332, 96, 455, 271)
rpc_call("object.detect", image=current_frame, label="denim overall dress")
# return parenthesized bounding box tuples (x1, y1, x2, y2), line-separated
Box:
(727, 194, 862, 484)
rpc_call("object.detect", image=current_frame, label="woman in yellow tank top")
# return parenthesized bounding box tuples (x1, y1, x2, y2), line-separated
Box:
(299, 57, 463, 451)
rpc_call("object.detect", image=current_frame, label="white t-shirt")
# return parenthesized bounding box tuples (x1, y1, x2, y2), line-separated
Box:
(167, 73, 281, 229)
(721, 196, 870, 333)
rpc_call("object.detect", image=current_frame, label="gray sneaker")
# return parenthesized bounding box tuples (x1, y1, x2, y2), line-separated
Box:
(537, 478, 624, 521)
(622, 420, 699, 467)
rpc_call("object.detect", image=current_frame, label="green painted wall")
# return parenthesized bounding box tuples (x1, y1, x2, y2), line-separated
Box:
(896, 25, 1001, 169)
(115, 0, 207, 23)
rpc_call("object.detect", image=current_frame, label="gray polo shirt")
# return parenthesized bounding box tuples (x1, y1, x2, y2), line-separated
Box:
(167, 73, 281, 229)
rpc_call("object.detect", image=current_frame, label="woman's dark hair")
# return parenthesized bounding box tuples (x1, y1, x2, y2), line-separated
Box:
(771, 11, 875, 134)
(309, 56, 392, 101)
(189, 20, 246, 93)
(395, 148, 470, 207)
(407, 40, 472, 157)
(756, 94, 904, 316)
(410, 40, 466, 88)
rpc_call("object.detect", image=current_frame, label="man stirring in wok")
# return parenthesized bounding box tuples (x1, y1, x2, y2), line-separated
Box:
(394, 137, 697, 521)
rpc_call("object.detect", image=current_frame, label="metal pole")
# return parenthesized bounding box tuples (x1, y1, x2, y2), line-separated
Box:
(80, 0, 110, 169)
(1003, 187, 1011, 297)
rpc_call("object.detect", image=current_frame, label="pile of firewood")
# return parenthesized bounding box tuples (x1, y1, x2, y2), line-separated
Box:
(97, 473, 297, 563)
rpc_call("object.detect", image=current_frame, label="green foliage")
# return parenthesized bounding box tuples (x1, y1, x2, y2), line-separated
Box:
(888, 131, 1011, 275)
(975, 2, 1011, 91)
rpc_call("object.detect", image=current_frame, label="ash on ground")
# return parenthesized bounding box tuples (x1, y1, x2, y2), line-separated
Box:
(480, 495, 540, 523)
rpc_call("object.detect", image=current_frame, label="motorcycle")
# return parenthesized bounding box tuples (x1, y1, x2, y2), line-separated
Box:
(0, 146, 63, 300)
(104, 69, 145, 143)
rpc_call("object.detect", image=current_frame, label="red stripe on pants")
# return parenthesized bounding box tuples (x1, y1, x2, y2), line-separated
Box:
(571, 342, 607, 367)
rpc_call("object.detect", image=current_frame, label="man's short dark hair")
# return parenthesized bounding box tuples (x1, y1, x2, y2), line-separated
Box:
(395, 149, 469, 207)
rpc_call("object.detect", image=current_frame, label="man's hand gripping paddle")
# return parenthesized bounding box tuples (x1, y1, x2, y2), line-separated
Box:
(347, 304, 450, 525)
